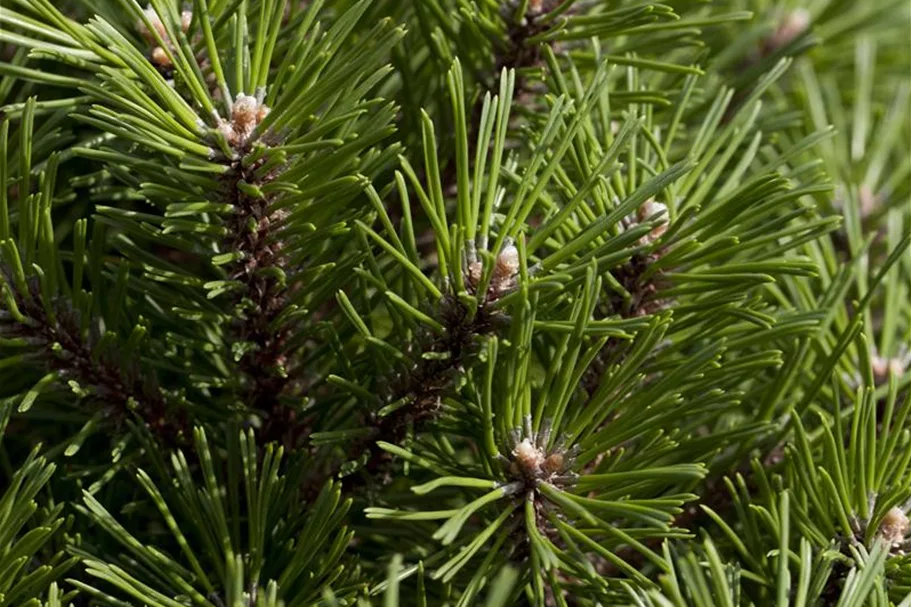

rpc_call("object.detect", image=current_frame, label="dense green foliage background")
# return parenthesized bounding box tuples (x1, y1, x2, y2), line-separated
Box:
(0, 0, 909, 605)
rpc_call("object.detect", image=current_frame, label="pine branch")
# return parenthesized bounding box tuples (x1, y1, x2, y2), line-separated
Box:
(0, 0, 908, 602)
(437, 1, 561, 198)
(345, 294, 501, 486)
(491, 1, 559, 94)
(213, 96, 305, 449)
(581, 245, 668, 395)
(0, 271, 190, 449)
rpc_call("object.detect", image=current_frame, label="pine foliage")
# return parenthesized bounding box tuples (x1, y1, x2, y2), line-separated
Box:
(0, 0, 909, 605)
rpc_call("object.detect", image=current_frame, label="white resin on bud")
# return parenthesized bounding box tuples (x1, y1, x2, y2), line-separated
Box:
(512, 438, 544, 475)
(150, 46, 171, 68)
(138, 5, 167, 42)
(219, 94, 270, 147)
(466, 242, 520, 300)
(493, 244, 519, 282)
(771, 9, 810, 49)
(637, 200, 669, 242)
(879, 506, 910, 547)
(872, 355, 905, 381)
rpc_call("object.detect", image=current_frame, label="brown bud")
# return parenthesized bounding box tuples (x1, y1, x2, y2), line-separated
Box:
(217, 120, 237, 146)
(513, 438, 544, 476)
(637, 200, 669, 243)
(493, 244, 519, 282)
(220, 94, 270, 148)
(543, 452, 564, 475)
(878, 506, 909, 547)
(872, 355, 905, 384)
(769, 9, 810, 50)
(467, 261, 483, 286)
(859, 184, 879, 218)
(138, 6, 168, 43)
(151, 46, 172, 67)
(232, 94, 261, 131)
(489, 244, 519, 297)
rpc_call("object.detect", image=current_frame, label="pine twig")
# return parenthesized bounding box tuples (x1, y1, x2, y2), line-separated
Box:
(344, 297, 499, 487)
(215, 96, 309, 450)
(0, 272, 190, 449)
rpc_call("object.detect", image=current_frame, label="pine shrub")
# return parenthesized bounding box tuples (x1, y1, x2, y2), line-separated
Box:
(0, 0, 909, 605)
